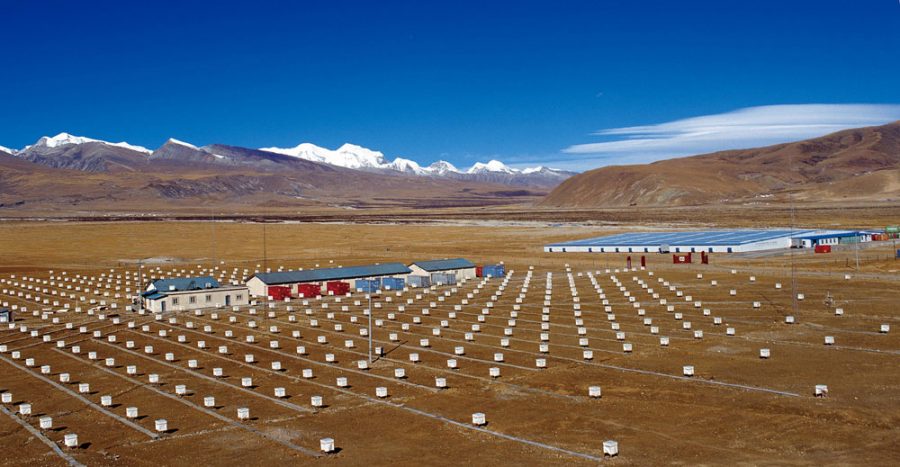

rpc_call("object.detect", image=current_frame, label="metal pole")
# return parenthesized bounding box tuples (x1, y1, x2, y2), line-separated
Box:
(368, 281, 373, 363)
(262, 222, 268, 271)
(137, 260, 144, 314)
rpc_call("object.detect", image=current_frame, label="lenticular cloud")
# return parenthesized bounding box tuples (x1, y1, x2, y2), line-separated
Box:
(561, 104, 900, 168)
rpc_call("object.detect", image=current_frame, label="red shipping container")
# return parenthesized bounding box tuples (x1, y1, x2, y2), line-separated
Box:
(814, 244, 832, 253)
(267, 286, 292, 300)
(673, 253, 692, 264)
(476, 266, 484, 277)
(326, 281, 349, 296)
(296, 283, 322, 298)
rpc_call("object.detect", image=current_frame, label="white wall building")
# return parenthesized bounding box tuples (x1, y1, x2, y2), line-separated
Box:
(408, 259, 477, 281)
(545, 229, 866, 254)
(141, 276, 248, 313)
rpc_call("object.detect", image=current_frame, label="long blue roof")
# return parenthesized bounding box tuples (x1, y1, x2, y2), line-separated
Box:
(253, 263, 411, 285)
(547, 230, 828, 248)
(411, 258, 475, 271)
(150, 276, 220, 292)
(794, 231, 860, 241)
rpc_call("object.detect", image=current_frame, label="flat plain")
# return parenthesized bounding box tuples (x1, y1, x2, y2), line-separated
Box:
(0, 217, 898, 465)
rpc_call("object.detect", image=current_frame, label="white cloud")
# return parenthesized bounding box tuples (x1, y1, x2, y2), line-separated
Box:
(559, 104, 900, 170)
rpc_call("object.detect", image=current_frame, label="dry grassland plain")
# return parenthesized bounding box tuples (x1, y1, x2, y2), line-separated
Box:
(0, 215, 897, 465)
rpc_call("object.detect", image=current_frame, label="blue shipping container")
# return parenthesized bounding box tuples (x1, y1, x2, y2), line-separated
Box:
(430, 272, 457, 285)
(355, 278, 381, 293)
(407, 276, 431, 288)
(483, 265, 505, 278)
(381, 277, 406, 290)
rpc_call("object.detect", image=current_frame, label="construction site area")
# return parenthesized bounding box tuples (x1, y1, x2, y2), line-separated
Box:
(0, 221, 898, 466)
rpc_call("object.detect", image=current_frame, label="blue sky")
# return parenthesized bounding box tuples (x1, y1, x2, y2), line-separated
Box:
(1, 0, 899, 170)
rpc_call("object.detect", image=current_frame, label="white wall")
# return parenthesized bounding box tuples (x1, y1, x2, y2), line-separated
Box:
(545, 236, 795, 254)
(246, 276, 269, 297)
(409, 264, 477, 280)
(144, 286, 249, 313)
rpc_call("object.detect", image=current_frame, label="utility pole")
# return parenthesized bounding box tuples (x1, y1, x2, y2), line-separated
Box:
(211, 212, 217, 269)
(788, 152, 799, 316)
(262, 221, 268, 271)
(368, 279, 374, 363)
(137, 260, 144, 314)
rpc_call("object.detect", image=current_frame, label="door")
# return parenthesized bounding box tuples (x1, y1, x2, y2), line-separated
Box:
(225, 295, 231, 306)
(160, 301, 166, 313)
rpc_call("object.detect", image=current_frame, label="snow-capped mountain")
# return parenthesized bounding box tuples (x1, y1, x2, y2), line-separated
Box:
(388, 157, 424, 174)
(261, 142, 395, 171)
(467, 160, 518, 174)
(260, 142, 573, 185)
(15, 132, 153, 172)
(23, 132, 151, 154)
(423, 160, 460, 175)
(11, 132, 574, 187)
(0, 145, 14, 155)
(166, 138, 198, 150)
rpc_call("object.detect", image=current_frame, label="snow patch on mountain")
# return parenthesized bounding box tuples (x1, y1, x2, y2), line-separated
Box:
(167, 138, 198, 149)
(25, 132, 152, 154)
(0, 145, 15, 154)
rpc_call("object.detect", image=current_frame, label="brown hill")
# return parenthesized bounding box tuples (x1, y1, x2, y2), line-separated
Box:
(541, 120, 900, 207)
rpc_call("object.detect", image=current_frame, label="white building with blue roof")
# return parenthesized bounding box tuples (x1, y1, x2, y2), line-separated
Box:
(408, 258, 477, 282)
(141, 276, 249, 312)
(544, 229, 868, 254)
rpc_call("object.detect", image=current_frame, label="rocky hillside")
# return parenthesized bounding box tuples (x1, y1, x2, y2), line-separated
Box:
(541, 121, 900, 207)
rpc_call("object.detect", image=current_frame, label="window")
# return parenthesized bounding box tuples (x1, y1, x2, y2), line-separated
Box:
(189, 296, 196, 304)
(205, 294, 212, 303)
(172, 297, 179, 305)
(236, 294, 243, 301)
(727, 247, 733, 253)
(644, 248, 649, 253)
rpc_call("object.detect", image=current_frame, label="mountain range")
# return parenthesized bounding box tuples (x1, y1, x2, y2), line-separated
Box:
(4, 133, 573, 187)
(0, 133, 572, 214)
(5, 120, 898, 216)
(541, 120, 900, 207)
